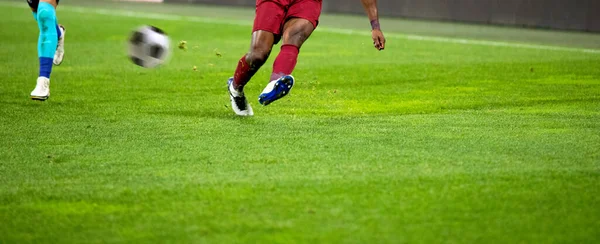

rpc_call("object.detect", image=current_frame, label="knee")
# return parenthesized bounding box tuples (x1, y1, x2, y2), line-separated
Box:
(282, 26, 313, 47)
(37, 8, 56, 23)
(282, 30, 305, 46)
(246, 47, 271, 66)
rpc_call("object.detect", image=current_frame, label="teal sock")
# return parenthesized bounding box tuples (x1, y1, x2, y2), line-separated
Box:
(36, 2, 58, 78)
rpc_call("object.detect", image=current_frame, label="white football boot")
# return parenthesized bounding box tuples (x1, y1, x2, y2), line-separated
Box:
(227, 78, 253, 116)
(53, 25, 65, 66)
(31, 77, 50, 101)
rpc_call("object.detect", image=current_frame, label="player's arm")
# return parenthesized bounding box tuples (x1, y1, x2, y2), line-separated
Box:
(360, 0, 386, 50)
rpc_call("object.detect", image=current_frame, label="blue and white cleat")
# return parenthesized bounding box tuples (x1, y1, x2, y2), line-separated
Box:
(258, 75, 294, 106)
(227, 78, 253, 116)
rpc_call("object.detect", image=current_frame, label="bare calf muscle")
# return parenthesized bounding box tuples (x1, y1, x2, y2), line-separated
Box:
(246, 30, 275, 67)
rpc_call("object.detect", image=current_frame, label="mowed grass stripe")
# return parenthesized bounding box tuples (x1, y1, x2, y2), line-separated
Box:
(1, 1, 599, 54)
(0, 2, 599, 243)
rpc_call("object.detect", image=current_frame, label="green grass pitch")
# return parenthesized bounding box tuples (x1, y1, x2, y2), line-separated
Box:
(1, 0, 599, 242)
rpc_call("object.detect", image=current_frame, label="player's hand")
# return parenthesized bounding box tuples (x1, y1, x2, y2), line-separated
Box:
(372, 29, 386, 51)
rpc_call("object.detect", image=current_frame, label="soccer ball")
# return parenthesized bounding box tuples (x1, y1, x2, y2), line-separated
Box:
(128, 25, 170, 68)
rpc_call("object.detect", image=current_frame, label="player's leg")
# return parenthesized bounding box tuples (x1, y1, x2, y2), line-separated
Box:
(30, 5, 63, 44)
(259, 0, 322, 106)
(54, 24, 66, 65)
(30, 0, 59, 101)
(228, 0, 284, 116)
(271, 18, 315, 81)
(228, 31, 275, 116)
(233, 31, 275, 91)
(258, 18, 315, 106)
(52, 0, 65, 65)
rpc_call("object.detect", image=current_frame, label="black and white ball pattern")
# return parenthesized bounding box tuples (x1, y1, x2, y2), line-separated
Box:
(128, 26, 170, 68)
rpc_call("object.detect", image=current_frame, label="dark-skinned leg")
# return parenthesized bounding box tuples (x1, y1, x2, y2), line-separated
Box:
(258, 18, 316, 106)
(233, 30, 275, 91)
(270, 18, 315, 81)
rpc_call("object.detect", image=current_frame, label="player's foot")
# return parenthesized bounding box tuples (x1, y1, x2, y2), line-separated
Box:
(228, 78, 253, 116)
(53, 25, 65, 66)
(31, 77, 50, 101)
(258, 75, 294, 106)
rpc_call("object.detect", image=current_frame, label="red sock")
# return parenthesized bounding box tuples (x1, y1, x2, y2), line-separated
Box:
(233, 55, 258, 90)
(271, 44, 299, 81)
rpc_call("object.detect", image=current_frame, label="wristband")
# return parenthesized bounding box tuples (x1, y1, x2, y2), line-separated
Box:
(370, 20, 381, 30)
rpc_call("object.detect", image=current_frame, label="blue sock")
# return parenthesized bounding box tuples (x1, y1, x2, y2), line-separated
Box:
(39, 57, 53, 78)
(36, 2, 58, 79)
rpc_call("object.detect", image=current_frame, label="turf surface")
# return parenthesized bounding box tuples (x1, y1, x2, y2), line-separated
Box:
(1, 0, 599, 243)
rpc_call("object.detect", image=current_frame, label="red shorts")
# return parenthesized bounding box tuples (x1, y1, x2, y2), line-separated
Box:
(253, 0, 322, 36)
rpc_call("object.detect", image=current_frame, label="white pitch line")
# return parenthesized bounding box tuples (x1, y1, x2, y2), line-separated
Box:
(404, 35, 600, 54)
(3, 1, 599, 54)
(316, 27, 600, 54)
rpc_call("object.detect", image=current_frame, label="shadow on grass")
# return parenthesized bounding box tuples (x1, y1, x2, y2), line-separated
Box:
(0, 99, 80, 108)
(147, 108, 256, 121)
